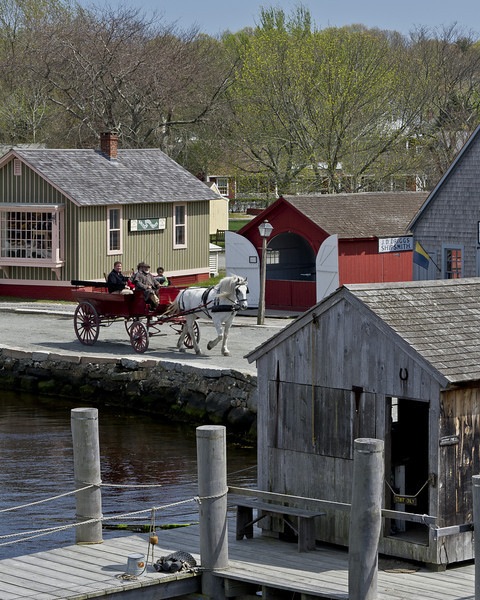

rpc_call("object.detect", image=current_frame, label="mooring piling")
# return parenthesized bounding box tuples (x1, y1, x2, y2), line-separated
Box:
(196, 424, 229, 599)
(71, 407, 103, 544)
(473, 474, 480, 599)
(348, 438, 384, 600)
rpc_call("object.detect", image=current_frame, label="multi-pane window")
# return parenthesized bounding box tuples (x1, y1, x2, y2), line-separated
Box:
(266, 249, 280, 264)
(215, 177, 229, 197)
(107, 207, 122, 254)
(174, 204, 186, 247)
(0, 207, 63, 266)
(445, 247, 462, 278)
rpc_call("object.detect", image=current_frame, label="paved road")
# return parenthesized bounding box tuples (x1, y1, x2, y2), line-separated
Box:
(0, 302, 296, 375)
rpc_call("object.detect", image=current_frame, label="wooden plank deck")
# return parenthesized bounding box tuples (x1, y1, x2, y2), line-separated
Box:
(0, 517, 475, 599)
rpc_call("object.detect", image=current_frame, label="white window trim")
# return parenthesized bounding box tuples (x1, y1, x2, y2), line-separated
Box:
(0, 204, 64, 268)
(107, 207, 123, 255)
(173, 203, 187, 249)
(216, 177, 229, 197)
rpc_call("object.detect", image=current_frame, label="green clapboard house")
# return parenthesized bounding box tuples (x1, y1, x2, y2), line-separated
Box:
(0, 132, 221, 300)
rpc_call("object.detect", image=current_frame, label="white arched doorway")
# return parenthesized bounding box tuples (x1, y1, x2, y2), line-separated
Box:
(225, 231, 340, 310)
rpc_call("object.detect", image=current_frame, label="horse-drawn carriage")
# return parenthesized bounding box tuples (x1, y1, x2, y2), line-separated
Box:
(71, 275, 248, 355)
(71, 280, 199, 353)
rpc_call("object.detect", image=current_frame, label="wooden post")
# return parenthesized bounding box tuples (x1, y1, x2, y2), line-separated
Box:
(473, 474, 480, 599)
(71, 407, 103, 544)
(197, 425, 229, 598)
(348, 438, 384, 600)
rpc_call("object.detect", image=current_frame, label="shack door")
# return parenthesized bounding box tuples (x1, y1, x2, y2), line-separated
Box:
(385, 397, 430, 542)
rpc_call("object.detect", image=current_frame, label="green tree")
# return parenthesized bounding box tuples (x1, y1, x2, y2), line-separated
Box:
(225, 8, 430, 194)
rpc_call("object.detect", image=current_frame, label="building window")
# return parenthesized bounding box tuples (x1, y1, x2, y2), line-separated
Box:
(174, 204, 186, 248)
(266, 249, 280, 264)
(0, 206, 64, 266)
(215, 177, 229, 197)
(444, 247, 462, 278)
(107, 207, 122, 254)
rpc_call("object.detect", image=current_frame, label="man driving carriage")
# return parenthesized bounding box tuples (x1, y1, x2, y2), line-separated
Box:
(133, 262, 161, 307)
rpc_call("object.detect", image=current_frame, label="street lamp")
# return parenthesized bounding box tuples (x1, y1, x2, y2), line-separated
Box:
(257, 219, 274, 325)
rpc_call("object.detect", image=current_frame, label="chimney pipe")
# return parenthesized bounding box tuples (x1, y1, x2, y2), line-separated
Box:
(100, 132, 118, 160)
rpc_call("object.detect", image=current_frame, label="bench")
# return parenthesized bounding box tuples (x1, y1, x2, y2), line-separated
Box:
(235, 497, 325, 552)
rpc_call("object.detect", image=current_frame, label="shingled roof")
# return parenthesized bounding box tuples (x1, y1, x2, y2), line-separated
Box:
(0, 148, 220, 206)
(247, 278, 480, 385)
(283, 192, 428, 238)
(346, 278, 480, 383)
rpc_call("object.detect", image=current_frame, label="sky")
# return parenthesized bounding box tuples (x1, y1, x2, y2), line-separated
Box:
(84, 0, 480, 37)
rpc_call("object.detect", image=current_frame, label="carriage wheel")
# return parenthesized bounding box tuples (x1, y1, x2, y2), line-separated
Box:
(184, 321, 200, 349)
(124, 317, 138, 334)
(74, 301, 100, 345)
(130, 321, 149, 353)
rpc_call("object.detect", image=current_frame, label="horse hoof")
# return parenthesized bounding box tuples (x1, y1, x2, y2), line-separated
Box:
(195, 350, 203, 355)
(207, 342, 213, 350)
(223, 351, 230, 356)
(179, 347, 186, 353)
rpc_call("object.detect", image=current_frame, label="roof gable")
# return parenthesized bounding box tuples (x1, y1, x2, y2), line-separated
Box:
(247, 278, 480, 384)
(0, 148, 221, 207)
(238, 196, 328, 238)
(283, 192, 428, 238)
(408, 124, 480, 231)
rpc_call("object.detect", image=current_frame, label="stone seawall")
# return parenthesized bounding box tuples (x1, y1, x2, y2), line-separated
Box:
(0, 348, 258, 440)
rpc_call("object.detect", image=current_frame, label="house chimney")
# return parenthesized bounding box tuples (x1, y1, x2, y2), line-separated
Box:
(100, 131, 118, 160)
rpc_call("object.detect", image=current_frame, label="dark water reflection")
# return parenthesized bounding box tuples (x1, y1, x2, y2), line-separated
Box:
(0, 391, 257, 559)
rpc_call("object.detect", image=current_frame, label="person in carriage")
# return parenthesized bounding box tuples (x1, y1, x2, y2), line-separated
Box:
(155, 266, 170, 286)
(133, 262, 161, 307)
(107, 261, 133, 295)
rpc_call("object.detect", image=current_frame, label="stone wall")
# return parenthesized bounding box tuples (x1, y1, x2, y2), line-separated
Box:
(0, 348, 258, 440)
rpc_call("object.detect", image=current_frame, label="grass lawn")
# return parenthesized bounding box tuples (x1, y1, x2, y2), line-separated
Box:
(229, 219, 250, 232)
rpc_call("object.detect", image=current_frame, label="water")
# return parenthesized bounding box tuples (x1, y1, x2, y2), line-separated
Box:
(0, 391, 257, 559)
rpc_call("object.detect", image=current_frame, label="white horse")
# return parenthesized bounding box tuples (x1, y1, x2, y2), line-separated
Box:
(170, 275, 249, 356)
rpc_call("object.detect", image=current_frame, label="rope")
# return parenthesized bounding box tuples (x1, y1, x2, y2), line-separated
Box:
(385, 477, 431, 498)
(101, 483, 163, 488)
(0, 482, 164, 513)
(0, 485, 95, 513)
(227, 465, 256, 477)
(0, 490, 227, 547)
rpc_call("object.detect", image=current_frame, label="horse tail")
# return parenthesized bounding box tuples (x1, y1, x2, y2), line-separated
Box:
(163, 298, 180, 317)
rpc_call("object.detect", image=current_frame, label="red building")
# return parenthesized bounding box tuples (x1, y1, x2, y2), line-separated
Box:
(228, 192, 428, 311)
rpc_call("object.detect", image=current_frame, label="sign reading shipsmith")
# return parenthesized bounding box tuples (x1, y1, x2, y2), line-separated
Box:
(378, 236, 413, 253)
(130, 218, 166, 232)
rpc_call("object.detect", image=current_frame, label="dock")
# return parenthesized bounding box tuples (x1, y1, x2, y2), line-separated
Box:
(0, 516, 475, 600)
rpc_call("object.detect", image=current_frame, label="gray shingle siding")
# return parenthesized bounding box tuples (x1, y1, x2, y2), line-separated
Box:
(410, 126, 480, 279)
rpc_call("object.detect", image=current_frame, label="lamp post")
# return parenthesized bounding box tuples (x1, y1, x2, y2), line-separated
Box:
(257, 219, 273, 325)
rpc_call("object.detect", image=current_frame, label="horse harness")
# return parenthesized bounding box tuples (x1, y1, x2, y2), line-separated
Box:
(177, 284, 244, 318)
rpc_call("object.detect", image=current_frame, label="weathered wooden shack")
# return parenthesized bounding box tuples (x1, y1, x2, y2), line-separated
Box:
(247, 277, 480, 566)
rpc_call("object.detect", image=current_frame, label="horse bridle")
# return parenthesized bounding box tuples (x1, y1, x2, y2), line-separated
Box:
(211, 281, 248, 314)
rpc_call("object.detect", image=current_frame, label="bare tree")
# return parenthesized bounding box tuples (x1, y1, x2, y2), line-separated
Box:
(408, 25, 480, 183)
(24, 3, 232, 150)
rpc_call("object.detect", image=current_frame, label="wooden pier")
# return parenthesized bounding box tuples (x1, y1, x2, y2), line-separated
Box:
(0, 516, 475, 600)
